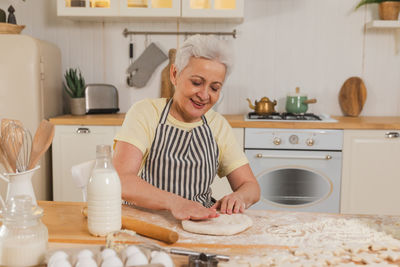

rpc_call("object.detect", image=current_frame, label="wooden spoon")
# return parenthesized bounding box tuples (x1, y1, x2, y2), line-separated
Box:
(27, 120, 55, 170)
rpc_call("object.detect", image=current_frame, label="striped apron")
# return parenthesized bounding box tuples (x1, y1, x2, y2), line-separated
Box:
(140, 99, 219, 207)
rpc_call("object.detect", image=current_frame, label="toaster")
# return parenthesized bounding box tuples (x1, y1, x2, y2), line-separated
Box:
(85, 84, 120, 114)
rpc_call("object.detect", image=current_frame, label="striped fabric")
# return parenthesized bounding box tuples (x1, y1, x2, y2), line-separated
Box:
(140, 99, 219, 207)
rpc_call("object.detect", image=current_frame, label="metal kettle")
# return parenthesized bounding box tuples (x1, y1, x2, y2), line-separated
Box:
(246, 97, 277, 115)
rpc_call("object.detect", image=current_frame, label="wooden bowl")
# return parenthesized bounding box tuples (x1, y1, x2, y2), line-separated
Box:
(0, 23, 25, 34)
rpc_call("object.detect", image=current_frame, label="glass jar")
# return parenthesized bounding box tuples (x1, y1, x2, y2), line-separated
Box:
(0, 195, 48, 267)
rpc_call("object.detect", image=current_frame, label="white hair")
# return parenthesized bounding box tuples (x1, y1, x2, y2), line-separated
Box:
(174, 34, 233, 78)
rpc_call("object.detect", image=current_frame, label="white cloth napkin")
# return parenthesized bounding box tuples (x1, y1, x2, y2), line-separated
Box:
(71, 160, 95, 201)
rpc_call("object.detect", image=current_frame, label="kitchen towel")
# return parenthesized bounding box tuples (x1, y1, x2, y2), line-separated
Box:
(71, 160, 95, 201)
(127, 43, 168, 88)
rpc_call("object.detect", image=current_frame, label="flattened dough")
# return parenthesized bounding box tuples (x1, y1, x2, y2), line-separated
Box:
(181, 214, 253, 236)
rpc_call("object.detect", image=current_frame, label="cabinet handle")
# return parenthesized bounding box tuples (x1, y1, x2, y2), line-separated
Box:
(385, 132, 399, 139)
(256, 153, 332, 160)
(76, 127, 91, 134)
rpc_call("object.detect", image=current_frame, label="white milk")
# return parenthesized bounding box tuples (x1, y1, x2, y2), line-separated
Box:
(0, 239, 47, 266)
(87, 149, 122, 237)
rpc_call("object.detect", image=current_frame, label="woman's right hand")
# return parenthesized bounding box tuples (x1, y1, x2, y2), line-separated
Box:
(169, 195, 218, 221)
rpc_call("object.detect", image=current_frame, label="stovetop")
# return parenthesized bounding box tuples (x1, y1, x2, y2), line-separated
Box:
(245, 112, 337, 122)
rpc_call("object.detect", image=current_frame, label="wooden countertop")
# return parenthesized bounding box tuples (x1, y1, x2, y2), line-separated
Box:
(49, 114, 400, 129)
(40, 201, 400, 266)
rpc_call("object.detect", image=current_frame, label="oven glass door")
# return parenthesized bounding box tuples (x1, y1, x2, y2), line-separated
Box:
(246, 149, 342, 213)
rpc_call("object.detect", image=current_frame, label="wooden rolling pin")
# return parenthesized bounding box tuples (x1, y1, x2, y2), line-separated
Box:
(81, 206, 179, 244)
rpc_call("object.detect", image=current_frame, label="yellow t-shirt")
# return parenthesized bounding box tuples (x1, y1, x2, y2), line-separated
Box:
(114, 98, 248, 177)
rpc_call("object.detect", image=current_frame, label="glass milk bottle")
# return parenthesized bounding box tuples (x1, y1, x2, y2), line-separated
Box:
(0, 195, 48, 267)
(87, 144, 121, 236)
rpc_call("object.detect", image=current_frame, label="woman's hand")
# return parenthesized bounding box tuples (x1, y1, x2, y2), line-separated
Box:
(211, 192, 246, 214)
(169, 195, 218, 221)
(212, 164, 260, 214)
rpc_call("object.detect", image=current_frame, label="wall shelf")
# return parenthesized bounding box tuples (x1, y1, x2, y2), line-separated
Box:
(366, 20, 400, 29)
(366, 20, 400, 54)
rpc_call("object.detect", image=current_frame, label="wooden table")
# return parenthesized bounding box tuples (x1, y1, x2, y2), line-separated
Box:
(40, 201, 400, 266)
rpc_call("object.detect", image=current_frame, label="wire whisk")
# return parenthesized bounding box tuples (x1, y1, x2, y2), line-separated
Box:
(1, 121, 32, 173)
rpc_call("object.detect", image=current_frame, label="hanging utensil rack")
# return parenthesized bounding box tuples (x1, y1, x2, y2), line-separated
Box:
(123, 28, 237, 38)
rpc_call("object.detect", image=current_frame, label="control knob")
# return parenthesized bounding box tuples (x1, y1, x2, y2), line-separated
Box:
(273, 137, 282, 145)
(306, 138, 315, 146)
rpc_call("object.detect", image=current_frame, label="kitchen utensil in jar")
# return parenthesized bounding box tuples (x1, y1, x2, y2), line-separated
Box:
(339, 77, 367, 117)
(0, 165, 40, 208)
(246, 97, 277, 115)
(285, 87, 317, 114)
(0, 144, 13, 173)
(1, 119, 32, 172)
(27, 119, 55, 170)
(0, 195, 48, 267)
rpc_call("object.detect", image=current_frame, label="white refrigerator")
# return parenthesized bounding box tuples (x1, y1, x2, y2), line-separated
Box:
(0, 34, 63, 201)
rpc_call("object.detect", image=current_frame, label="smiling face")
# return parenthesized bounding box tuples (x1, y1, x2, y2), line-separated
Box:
(169, 57, 227, 123)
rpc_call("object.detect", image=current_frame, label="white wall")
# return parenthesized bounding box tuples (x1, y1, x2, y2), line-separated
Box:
(2, 0, 399, 116)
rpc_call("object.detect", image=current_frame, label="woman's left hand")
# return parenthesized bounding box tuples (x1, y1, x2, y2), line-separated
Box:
(211, 192, 246, 214)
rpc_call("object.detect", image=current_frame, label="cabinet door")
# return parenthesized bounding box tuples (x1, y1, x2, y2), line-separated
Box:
(341, 130, 400, 215)
(52, 125, 116, 202)
(57, 0, 119, 17)
(181, 0, 244, 19)
(210, 128, 244, 200)
(119, 0, 180, 17)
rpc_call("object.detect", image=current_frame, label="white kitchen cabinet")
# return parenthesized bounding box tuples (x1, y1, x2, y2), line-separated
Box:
(210, 127, 243, 200)
(119, 0, 180, 18)
(57, 0, 119, 17)
(341, 130, 400, 215)
(57, 0, 243, 20)
(52, 125, 118, 201)
(181, 0, 243, 19)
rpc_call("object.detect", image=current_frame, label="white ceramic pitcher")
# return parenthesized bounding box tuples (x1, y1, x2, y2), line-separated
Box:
(0, 165, 40, 209)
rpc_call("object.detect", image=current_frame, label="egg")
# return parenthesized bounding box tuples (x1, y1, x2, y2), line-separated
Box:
(150, 251, 173, 267)
(75, 257, 98, 267)
(48, 251, 69, 266)
(101, 248, 117, 260)
(125, 251, 148, 266)
(101, 256, 123, 267)
(77, 249, 94, 259)
(124, 245, 142, 258)
(50, 259, 72, 267)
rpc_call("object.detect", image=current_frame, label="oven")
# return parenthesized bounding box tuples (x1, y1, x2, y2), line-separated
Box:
(245, 128, 343, 213)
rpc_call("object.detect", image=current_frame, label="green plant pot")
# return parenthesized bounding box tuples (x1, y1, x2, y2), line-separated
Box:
(379, 2, 400, 20)
(70, 97, 86, 115)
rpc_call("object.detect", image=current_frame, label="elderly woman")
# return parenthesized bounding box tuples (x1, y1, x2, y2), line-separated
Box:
(113, 35, 260, 221)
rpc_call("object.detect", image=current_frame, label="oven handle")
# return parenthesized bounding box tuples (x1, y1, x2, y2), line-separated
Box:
(255, 153, 332, 160)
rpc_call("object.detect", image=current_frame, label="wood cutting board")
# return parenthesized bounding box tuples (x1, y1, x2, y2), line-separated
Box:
(39, 201, 288, 251)
(160, 48, 176, 98)
(339, 77, 367, 117)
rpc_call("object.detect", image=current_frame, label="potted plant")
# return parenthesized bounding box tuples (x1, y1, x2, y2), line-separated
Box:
(356, 0, 400, 20)
(64, 68, 86, 115)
